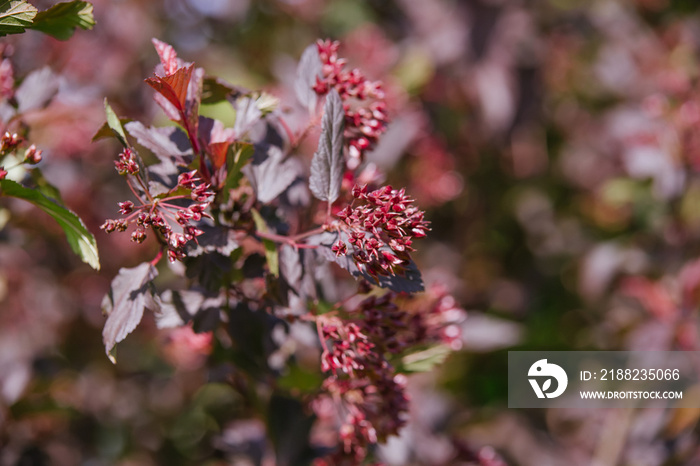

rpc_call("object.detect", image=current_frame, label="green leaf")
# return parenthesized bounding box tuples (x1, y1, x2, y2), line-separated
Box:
(251, 208, 279, 277)
(201, 76, 242, 105)
(102, 98, 128, 147)
(0, 0, 37, 37)
(31, 1, 94, 40)
(92, 118, 132, 143)
(0, 179, 100, 270)
(221, 142, 253, 202)
(399, 344, 452, 373)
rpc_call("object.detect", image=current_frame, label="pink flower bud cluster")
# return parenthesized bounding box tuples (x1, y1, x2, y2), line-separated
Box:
(353, 291, 464, 353)
(0, 132, 21, 152)
(313, 40, 388, 168)
(314, 290, 464, 463)
(101, 169, 214, 261)
(114, 148, 139, 176)
(23, 144, 42, 164)
(333, 184, 430, 278)
(317, 313, 409, 463)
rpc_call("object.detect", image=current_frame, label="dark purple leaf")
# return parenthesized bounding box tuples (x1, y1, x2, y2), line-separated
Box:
(187, 221, 239, 257)
(294, 44, 322, 112)
(232, 95, 262, 136)
(101, 262, 159, 362)
(198, 116, 235, 147)
(156, 289, 223, 331)
(124, 121, 193, 165)
(279, 244, 303, 292)
(244, 145, 299, 203)
(309, 90, 344, 203)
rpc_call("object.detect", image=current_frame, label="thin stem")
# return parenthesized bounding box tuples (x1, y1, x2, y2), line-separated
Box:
(162, 194, 188, 202)
(316, 318, 330, 354)
(125, 177, 145, 202)
(257, 230, 319, 249)
(150, 249, 164, 266)
(159, 201, 188, 210)
(290, 226, 326, 242)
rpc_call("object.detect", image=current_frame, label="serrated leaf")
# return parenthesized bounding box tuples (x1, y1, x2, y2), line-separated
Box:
(92, 117, 132, 143)
(295, 44, 322, 112)
(244, 145, 298, 203)
(151, 38, 178, 75)
(309, 90, 344, 203)
(186, 221, 239, 257)
(207, 141, 229, 171)
(251, 208, 279, 277)
(0, 0, 37, 37)
(101, 262, 158, 362)
(279, 244, 303, 292)
(232, 95, 262, 136)
(198, 117, 234, 171)
(31, 1, 94, 40)
(400, 345, 452, 373)
(124, 121, 193, 165)
(103, 98, 128, 147)
(0, 179, 99, 270)
(145, 64, 194, 120)
(15, 67, 59, 113)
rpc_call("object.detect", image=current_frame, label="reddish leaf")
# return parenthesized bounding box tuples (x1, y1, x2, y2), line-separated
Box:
(152, 38, 178, 75)
(145, 64, 194, 120)
(208, 141, 230, 171)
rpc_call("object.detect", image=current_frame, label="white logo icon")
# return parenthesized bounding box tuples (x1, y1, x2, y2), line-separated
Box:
(528, 359, 568, 398)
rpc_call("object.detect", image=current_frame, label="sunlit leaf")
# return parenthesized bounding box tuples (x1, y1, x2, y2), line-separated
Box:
(0, 0, 37, 37)
(31, 1, 94, 40)
(101, 262, 159, 362)
(309, 90, 344, 203)
(0, 179, 100, 270)
(102, 98, 128, 147)
(400, 345, 452, 373)
(244, 145, 298, 203)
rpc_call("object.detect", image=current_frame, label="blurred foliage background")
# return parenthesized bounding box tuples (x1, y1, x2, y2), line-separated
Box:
(5, 0, 700, 464)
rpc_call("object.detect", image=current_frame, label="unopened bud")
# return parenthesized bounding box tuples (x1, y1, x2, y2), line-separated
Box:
(23, 145, 42, 164)
(1, 132, 20, 151)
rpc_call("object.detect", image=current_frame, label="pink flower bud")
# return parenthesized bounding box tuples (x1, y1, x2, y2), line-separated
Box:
(23, 145, 42, 164)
